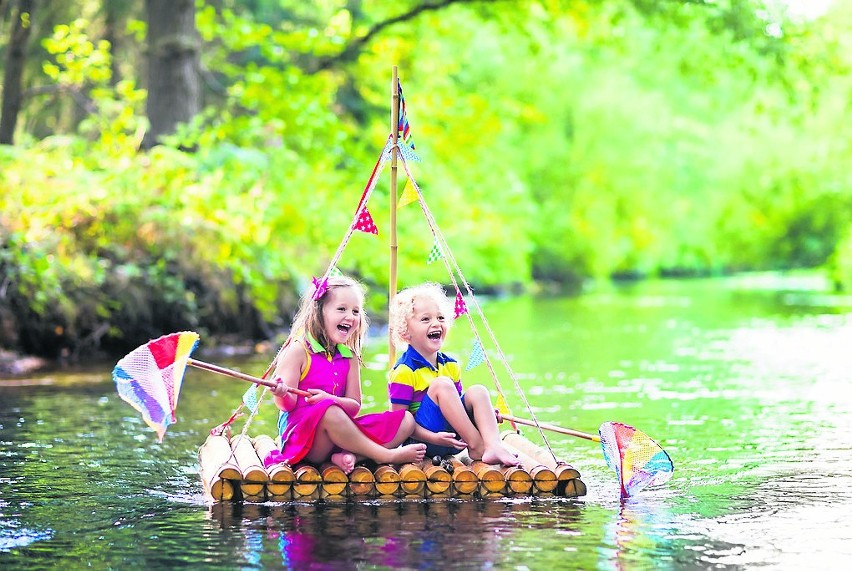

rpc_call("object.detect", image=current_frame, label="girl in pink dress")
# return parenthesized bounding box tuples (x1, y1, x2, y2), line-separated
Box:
(270, 275, 426, 473)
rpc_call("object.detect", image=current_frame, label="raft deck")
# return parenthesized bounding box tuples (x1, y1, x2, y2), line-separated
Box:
(199, 431, 587, 503)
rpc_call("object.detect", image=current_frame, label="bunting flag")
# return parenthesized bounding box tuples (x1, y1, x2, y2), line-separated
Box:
(397, 79, 415, 150)
(495, 393, 518, 431)
(465, 339, 486, 371)
(353, 207, 378, 235)
(242, 384, 259, 413)
(454, 289, 468, 319)
(328, 265, 344, 278)
(398, 179, 419, 208)
(426, 240, 443, 264)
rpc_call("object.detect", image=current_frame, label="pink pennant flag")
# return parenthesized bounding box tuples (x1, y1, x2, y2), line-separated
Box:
(353, 208, 378, 235)
(454, 289, 468, 319)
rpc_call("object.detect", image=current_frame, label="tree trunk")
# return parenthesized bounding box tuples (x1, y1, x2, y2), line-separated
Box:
(140, 0, 200, 149)
(0, 0, 36, 145)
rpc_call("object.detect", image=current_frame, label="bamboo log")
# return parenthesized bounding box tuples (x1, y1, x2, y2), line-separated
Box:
(501, 465, 533, 494)
(319, 463, 349, 497)
(199, 434, 241, 481)
(502, 431, 582, 479)
(499, 437, 557, 493)
(292, 464, 321, 498)
(502, 431, 583, 496)
(445, 456, 478, 496)
(398, 463, 427, 496)
(252, 435, 294, 499)
(348, 465, 375, 497)
(561, 477, 587, 498)
(230, 434, 268, 497)
(374, 464, 401, 496)
(419, 460, 451, 495)
(469, 460, 505, 494)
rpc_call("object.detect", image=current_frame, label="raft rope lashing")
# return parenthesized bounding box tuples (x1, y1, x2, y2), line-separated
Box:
(397, 151, 559, 466)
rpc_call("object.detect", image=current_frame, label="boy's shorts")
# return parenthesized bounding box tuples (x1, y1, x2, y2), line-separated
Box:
(412, 393, 470, 458)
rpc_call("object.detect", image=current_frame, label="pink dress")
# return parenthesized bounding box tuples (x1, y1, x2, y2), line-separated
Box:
(279, 340, 406, 465)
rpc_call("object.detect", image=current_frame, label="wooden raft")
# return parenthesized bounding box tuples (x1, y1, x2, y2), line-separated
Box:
(199, 432, 587, 503)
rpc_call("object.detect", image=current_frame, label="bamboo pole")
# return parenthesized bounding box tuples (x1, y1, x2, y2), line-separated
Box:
(319, 463, 349, 497)
(501, 465, 533, 494)
(469, 460, 505, 494)
(398, 463, 427, 496)
(292, 464, 321, 499)
(199, 434, 240, 501)
(252, 435, 294, 500)
(445, 456, 478, 496)
(374, 464, 401, 496)
(499, 437, 557, 493)
(230, 434, 268, 499)
(502, 414, 600, 442)
(389, 65, 400, 365)
(502, 431, 583, 496)
(419, 460, 452, 495)
(348, 465, 376, 497)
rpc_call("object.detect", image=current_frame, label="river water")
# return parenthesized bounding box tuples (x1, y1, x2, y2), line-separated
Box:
(2, 274, 852, 569)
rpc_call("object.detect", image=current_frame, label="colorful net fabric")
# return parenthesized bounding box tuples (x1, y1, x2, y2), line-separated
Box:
(113, 331, 200, 441)
(599, 421, 674, 499)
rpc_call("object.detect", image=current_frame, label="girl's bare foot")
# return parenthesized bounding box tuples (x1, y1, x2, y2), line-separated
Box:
(481, 445, 519, 467)
(331, 451, 357, 474)
(387, 443, 427, 465)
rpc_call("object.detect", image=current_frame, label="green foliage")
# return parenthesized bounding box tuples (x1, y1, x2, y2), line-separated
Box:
(2, 0, 852, 359)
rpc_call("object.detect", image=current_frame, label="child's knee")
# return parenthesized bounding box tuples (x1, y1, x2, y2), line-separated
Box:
(465, 384, 489, 401)
(429, 376, 457, 395)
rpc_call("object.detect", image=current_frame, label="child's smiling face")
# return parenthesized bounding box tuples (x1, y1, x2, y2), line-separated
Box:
(404, 296, 448, 357)
(321, 286, 362, 346)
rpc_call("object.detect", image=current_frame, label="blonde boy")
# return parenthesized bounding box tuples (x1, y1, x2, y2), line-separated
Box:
(387, 283, 518, 466)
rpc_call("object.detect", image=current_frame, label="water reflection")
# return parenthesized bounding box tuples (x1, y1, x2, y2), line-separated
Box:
(207, 499, 588, 569)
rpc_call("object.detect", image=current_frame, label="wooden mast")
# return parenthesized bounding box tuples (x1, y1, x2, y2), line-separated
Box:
(389, 66, 400, 365)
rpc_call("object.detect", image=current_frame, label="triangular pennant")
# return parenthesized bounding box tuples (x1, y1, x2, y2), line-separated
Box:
(398, 79, 415, 150)
(353, 207, 378, 235)
(495, 393, 518, 431)
(465, 339, 485, 371)
(242, 384, 259, 413)
(426, 240, 443, 264)
(398, 179, 418, 208)
(328, 266, 344, 278)
(454, 289, 468, 318)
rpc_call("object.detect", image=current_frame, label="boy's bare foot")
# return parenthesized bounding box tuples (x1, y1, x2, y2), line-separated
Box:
(387, 443, 427, 465)
(331, 451, 357, 474)
(481, 445, 520, 467)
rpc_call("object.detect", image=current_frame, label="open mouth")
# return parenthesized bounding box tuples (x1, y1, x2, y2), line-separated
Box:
(337, 324, 351, 334)
(427, 331, 441, 340)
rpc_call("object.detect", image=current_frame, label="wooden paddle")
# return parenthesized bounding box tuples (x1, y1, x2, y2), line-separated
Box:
(501, 414, 601, 442)
(187, 358, 311, 397)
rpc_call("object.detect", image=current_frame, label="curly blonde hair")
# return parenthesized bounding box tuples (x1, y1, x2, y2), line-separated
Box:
(388, 282, 454, 349)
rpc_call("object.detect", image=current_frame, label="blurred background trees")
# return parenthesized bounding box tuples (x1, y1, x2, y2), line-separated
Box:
(1, 0, 850, 360)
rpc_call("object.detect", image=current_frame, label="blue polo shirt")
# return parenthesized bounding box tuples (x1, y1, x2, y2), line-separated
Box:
(388, 345, 462, 413)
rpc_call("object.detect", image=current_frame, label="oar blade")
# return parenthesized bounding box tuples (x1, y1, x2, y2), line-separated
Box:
(599, 421, 673, 499)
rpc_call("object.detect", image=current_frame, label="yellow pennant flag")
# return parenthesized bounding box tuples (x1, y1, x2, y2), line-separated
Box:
(397, 179, 418, 208)
(495, 393, 518, 431)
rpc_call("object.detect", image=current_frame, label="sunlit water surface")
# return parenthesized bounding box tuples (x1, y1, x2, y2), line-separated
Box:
(2, 275, 852, 569)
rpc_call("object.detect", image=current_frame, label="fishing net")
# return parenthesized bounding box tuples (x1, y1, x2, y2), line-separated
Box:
(113, 331, 199, 441)
(599, 421, 674, 499)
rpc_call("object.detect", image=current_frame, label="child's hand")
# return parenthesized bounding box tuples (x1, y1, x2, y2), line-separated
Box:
(271, 379, 289, 397)
(432, 431, 466, 450)
(305, 388, 331, 404)
(494, 408, 503, 423)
